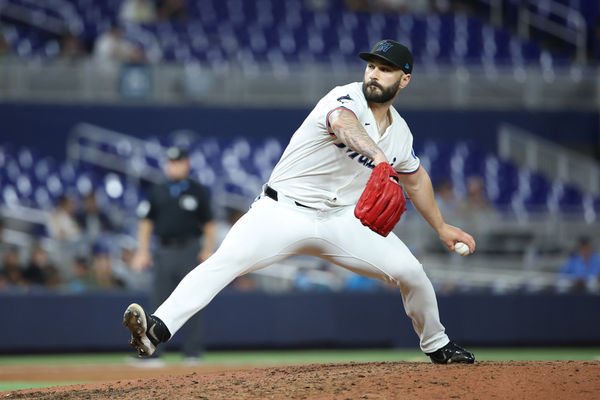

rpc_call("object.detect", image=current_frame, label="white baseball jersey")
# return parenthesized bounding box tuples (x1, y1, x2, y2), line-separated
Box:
(268, 82, 420, 209)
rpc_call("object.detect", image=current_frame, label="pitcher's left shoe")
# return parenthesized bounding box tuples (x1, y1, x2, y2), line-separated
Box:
(122, 303, 171, 357)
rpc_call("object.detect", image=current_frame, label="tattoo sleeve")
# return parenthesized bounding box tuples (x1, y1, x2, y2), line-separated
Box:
(328, 108, 388, 165)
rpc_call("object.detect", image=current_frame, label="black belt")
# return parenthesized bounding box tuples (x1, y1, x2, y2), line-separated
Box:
(264, 185, 312, 209)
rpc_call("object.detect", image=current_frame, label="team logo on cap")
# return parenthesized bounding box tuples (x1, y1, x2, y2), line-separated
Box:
(376, 42, 393, 52)
(405, 63, 410, 70)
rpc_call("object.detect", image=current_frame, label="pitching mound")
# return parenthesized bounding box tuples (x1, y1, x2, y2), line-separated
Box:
(4, 361, 599, 399)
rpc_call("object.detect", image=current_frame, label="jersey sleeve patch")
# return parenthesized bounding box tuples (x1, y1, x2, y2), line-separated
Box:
(336, 94, 354, 104)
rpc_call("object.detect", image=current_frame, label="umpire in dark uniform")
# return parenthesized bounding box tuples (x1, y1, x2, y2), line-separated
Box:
(132, 146, 215, 362)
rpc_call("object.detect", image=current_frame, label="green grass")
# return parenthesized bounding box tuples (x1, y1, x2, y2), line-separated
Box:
(0, 382, 85, 392)
(1, 347, 599, 367)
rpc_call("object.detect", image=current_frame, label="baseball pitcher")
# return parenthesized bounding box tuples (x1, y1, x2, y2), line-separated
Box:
(124, 40, 476, 364)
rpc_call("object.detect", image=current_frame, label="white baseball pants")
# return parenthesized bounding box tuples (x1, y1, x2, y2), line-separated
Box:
(155, 195, 450, 353)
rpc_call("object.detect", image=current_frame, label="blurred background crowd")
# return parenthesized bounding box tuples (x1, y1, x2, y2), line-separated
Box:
(0, 0, 599, 297)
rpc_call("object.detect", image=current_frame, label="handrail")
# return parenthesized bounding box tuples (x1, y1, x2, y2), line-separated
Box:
(0, 2, 66, 35)
(498, 124, 600, 196)
(67, 123, 165, 184)
(518, 0, 587, 63)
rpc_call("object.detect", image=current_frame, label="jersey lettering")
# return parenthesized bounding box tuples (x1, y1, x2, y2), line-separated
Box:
(358, 155, 369, 164)
(347, 150, 360, 159)
(333, 142, 399, 170)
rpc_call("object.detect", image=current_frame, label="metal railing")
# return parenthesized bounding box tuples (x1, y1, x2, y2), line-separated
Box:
(0, 58, 598, 109)
(498, 124, 600, 196)
(0, 0, 83, 35)
(67, 123, 165, 184)
(518, 0, 588, 63)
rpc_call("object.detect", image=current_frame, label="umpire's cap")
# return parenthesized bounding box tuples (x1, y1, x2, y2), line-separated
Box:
(359, 40, 413, 74)
(166, 146, 188, 161)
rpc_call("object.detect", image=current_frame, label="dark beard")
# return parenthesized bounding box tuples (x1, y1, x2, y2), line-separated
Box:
(362, 79, 401, 103)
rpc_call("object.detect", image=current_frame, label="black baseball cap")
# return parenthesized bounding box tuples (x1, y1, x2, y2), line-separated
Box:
(359, 40, 413, 74)
(166, 146, 188, 161)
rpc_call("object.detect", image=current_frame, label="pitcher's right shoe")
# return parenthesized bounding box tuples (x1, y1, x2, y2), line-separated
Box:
(122, 303, 171, 357)
(426, 341, 475, 364)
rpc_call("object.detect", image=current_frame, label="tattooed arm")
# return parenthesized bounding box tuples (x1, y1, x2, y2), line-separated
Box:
(328, 108, 388, 165)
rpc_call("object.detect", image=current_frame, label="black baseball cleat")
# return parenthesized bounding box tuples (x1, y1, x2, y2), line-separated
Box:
(426, 341, 475, 364)
(122, 303, 171, 357)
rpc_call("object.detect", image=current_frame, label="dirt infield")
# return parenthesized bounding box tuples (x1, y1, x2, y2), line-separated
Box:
(2, 361, 599, 399)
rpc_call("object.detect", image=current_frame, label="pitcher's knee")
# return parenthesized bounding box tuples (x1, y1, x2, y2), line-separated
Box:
(392, 261, 428, 287)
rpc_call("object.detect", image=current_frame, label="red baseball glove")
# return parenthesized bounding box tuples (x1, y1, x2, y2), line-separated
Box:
(354, 163, 407, 237)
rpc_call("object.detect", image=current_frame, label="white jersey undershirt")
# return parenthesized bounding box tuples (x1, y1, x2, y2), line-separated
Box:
(268, 82, 420, 210)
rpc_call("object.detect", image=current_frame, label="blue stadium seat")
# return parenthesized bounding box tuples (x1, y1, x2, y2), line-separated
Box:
(558, 184, 584, 212)
(523, 172, 550, 212)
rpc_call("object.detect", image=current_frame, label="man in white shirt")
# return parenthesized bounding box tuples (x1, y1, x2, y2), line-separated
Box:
(124, 40, 476, 364)
(93, 24, 145, 69)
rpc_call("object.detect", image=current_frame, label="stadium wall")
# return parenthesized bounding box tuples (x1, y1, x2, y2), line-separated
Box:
(1, 103, 598, 159)
(1, 292, 599, 353)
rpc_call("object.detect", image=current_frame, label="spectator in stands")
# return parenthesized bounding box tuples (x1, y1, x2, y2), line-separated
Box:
(48, 195, 81, 241)
(0, 218, 7, 261)
(59, 32, 86, 61)
(450, 0, 477, 14)
(0, 31, 10, 57)
(557, 237, 600, 293)
(93, 23, 146, 68)
(344, 0, 370, 12)
(156, 0, 189, 23)
(90, 243, 124, 290)
(75, 192, 115, 242)
(119, 0, 157, 25)
(0, 246, 25, 290)
(430, 0, 450, 13)
(112, 238, 153, 291)
(66, 256, 94, 293)
(457, 175, 496, 233)
(23, 243, 62, 288)
(435, 180, 459, 221)
(375, 0, 431, 14)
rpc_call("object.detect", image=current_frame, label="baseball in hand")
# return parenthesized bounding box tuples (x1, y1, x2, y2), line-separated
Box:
(454, 242, 470, 256)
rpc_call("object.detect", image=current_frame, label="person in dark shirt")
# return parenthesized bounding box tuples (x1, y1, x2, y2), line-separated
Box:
(75, 192, 115, 241)
(1, 246, 25, 290)
(23, 243, 61, 288)
(131, 146, 215, 362)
